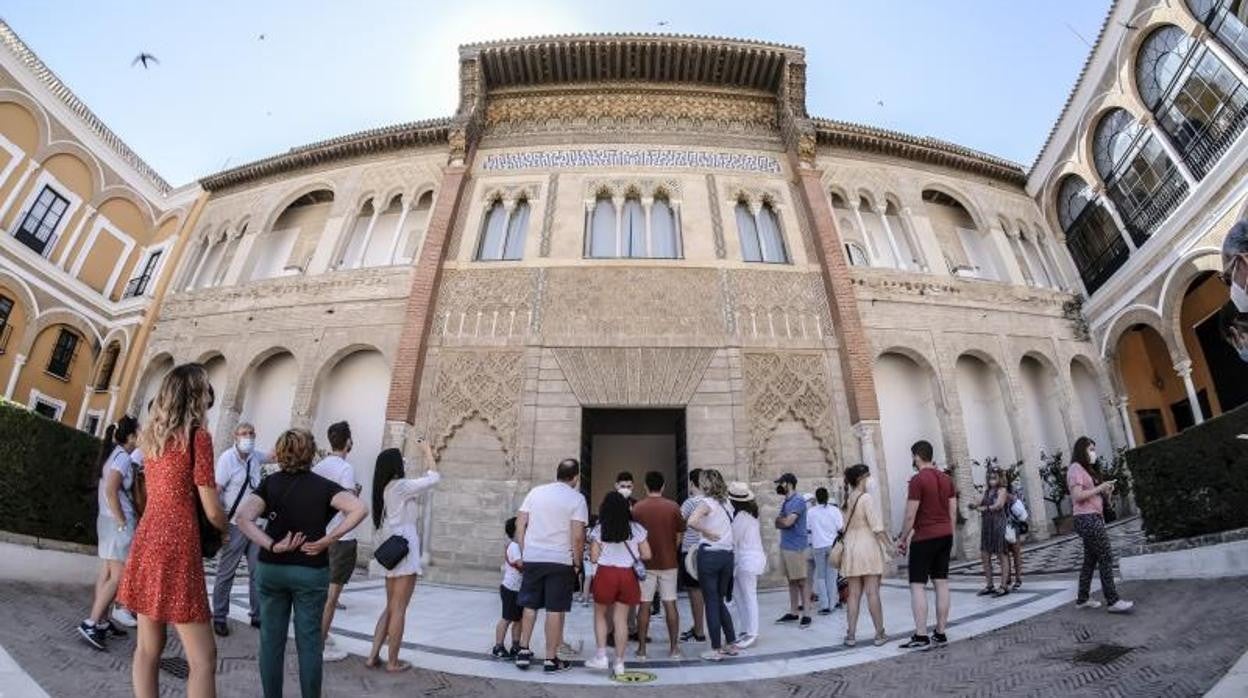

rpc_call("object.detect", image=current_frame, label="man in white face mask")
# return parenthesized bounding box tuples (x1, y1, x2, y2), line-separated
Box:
(212, 422, 268, 636)
(1224, 221, 1248, 314)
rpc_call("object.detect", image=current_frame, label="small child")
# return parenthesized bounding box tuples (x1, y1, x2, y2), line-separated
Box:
(491, 517, 523, 659)
(579, 514, 599, 607)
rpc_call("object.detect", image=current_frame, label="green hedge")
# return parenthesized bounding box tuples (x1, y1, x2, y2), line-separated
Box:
(1128, 401, 1248, 542)
(0, 400, 101, 544)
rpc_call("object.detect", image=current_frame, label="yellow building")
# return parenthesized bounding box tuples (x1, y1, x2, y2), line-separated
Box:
(0, 21, 204, 433)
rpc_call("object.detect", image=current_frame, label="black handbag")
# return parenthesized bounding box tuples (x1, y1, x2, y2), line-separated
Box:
(374, 534, 409, 570)
(190, 426, 224, 558)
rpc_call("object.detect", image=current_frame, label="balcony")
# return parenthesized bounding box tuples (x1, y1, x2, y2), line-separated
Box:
(1106, 164, 1188, 247)
(1172, 85, 1248, 180)
(1066, 202, 1130, 295)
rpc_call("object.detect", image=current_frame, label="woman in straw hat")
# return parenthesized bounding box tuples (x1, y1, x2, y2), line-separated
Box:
(727, 482, 765, 648)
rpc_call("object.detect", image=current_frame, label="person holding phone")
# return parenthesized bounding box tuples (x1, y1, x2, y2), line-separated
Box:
(1067, 437, 1133, 614)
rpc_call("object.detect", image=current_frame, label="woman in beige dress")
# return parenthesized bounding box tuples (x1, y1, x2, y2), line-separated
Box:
(839, 463, 890, 647)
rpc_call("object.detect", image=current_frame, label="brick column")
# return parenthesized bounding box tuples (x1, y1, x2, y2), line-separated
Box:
(793, 167, 879, 425)
(385, 164, 471, 430)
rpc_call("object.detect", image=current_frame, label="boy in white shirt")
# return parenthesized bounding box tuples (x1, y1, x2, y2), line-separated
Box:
(492, 517, 524, 659)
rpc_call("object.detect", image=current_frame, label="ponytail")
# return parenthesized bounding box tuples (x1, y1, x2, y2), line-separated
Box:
(95, 415, 140, 470)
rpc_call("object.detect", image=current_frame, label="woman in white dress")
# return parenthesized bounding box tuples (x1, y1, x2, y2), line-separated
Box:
(726, 481, 766, 649)
(839, 464, 890, 647)
(366, 439, 440, 671)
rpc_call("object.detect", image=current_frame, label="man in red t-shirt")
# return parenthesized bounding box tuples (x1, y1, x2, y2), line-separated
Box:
(895, 440, 957, 651)
(631, 470, 685, 659)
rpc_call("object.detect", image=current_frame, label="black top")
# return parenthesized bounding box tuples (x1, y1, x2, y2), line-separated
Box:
(255, 470, 345, 567)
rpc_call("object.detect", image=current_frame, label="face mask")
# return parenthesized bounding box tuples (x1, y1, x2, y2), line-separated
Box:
(775, 485, 787, 496)
(1088, 449, 1098, 463)
(1239, 347, 1248, 363)
(617, 486, 633, 499)
(237, 437, 254, 454)
(1233, 280, 1248, 313)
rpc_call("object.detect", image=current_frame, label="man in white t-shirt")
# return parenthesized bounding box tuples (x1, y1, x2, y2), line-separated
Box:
(311, 421, 360, 662)
(211, 422, 268, 637)
(513, 458, 588, 673)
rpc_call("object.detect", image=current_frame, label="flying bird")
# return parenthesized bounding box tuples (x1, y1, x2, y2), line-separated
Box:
(131, 52, 159, 69)
(1118, 21, 1138, 30)
(657, 20, 669, 26)
(877, 100, 885, 107)
(258, 33, 266, 40)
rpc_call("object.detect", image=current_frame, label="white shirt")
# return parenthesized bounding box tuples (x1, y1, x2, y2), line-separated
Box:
(591, 522, 647, 568)
(215, 447, 264, 525)
(501, 541, 523, 591)
(731, 510, 766, 575)
(382, 471, 441, 530)
(98, 446, 137, 524)
(518, 481, 588, 565)
(697, 497, 735, 551)
(312, 454, 358, 541)
(807, 503, 845, 549)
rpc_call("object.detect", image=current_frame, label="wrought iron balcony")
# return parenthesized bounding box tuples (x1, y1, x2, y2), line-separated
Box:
(1170, 85, 1248, 180)
(1106, 164, 1188, 247)
(1066, 203, 1131, 295)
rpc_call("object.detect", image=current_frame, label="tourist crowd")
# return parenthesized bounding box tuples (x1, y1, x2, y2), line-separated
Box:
(78, 362, 1134, 695)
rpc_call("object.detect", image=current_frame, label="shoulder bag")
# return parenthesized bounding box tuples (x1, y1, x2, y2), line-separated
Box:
(373, 484, 410, 570)
(624, 536, 647, 582)
(828, 494, 862, 569)
(190, 426, 225, 559)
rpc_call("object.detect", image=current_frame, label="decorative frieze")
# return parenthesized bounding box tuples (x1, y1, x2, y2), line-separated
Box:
(433, 269, 536, 340)
(481, 149, 782, 174)
(552, 347, 715, 407)
(585, 178, 682, 200)
(726, 270, 834, 342)
(538, 267, 725, 339)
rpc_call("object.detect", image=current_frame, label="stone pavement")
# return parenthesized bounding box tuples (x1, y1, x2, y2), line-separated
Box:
(949, 516, 1146, 578)
(2, 576, 1246, 697)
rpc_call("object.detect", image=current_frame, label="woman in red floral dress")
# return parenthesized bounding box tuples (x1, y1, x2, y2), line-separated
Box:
(118, 363, 227, 698)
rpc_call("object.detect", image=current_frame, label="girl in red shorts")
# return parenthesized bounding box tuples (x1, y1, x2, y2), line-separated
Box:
(585, 491, 651, 676)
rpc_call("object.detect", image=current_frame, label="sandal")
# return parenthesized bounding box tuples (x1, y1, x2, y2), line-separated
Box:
(976, 586, 996, 596)
(992, 587, 1010, 598)
(364, 657, 381, 669)
(873, 630, 888, 647)
(843, 635, 857, 647)
(385, 660, 412, 673)
(1012, 579, 1022, 590)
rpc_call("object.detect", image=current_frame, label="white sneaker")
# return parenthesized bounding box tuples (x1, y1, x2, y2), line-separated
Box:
(1106, 600, 1134, 613)
(736, 634, 756, 649)
(612, 661, 625, 676)
(322, 636, 348, 662)
(584, 654, 610, 670)
(1075, 599, 1102, 610)
(111, 607, 137, 628)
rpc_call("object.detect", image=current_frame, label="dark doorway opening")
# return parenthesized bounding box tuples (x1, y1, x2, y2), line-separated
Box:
(580, 408, 687, 514)
(1195, 311, 1248, 413)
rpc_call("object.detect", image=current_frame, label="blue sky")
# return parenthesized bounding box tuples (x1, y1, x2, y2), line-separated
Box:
(2, 1, 1109, 186)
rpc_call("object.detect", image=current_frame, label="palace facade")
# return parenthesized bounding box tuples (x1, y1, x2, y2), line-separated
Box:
(3, 0, 1243, 585)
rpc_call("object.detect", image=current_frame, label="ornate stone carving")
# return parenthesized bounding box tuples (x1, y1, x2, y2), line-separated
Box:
(427, 350, 524, 473)
(484, 85, 777, 137)
(705, 174, 726, 259)
(743, 351, 837, 479)
(552, 347, 715, 407)
(538, 267, 725, 339)
(482, 149, 782, 174)
(480, 182, 543, 203)
(539, 173, 558, 257)
(726, 270, 834, 341)
(585, 178, 682, 200)
(433, 269, 536, 340)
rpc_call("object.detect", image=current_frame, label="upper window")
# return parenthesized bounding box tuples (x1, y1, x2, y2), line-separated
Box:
(475, 198, 530, 261)
(94, 343, 120, 391)
(1188, 0, 1248, 69)
(46, 328, 80, 380)
(15, 186, 70, 256)
(1092, 108, 1188, 242)
(584, 192, 682, 259)
(124, 249, 164, 298)
(1056, 174, 1130, 294)
(1136, 24, 1248, 179)
(0, 295, 12, 354)
(736, 200, 790, 264)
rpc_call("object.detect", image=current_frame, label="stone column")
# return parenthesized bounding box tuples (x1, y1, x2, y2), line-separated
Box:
(105, 386, 119, 424)
(851, 199, 880, 264)
(1174, 359, 1205, 424)
(853, 420, 892, 528)
(1116, 396, 1137, 449)
(1092, 185, 1138, 252)
(4, 353, 25, 399)
(352, 206, 382, 269)
(386, 198, 413, 265)
(184, 239, 212, 291)
(876, 207, 905, 270)
(76, 386, 92, 429)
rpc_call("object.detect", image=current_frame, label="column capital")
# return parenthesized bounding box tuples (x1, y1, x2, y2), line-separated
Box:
(851, 420, 879, 440)
(1173, 359, 1193, 377)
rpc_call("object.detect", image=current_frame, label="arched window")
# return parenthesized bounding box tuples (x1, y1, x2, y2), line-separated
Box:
(1092, 108, 1188, 242)
(1056, 174, 1130, 293)
(735, 200, 762, 262)
(1136, 24, 1248, 178)
(622, 195, 645, 256)
(845, 242, 870, 267)
(756, 202, 789, 264)
(1188, 0, 1248, 69)
(650, 195, 681, 258)
(475, 198, 529, 261)
(587, 195, 616, 258)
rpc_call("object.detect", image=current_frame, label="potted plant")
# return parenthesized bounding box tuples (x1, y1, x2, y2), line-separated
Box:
(1038, 450, 1073, 534)
(1097, 447, 1133, 521)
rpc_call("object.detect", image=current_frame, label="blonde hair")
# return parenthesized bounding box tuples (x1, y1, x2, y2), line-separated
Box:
(699, 468, 727, 500)
(275, 428, 317, 473)
(138, 363, 212, 459)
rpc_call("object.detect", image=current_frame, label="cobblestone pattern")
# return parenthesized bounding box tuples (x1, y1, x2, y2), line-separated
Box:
(3, 575, 1245, 697)
(950, 516, 1146, 577)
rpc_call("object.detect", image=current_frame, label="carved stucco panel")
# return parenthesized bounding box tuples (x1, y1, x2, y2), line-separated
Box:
(428, 350, 525, 475)
(433, 268, 536, 340)
(743, 351, 837, 479)
(552, 347, 715, 406)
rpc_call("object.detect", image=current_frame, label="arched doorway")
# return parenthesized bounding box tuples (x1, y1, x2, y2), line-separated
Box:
(1115, 324, 1186, 443)
(203, 355, 227, 438)
(1180, 271, 1248, 414)
(136, 355, 174, 422)
(1070, 359, 1113, 456)
(874, 351, 947, 532)
(954, 354, 1017, 484)
(311, 349, 391, 538)
(240, 352, 297, 454)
